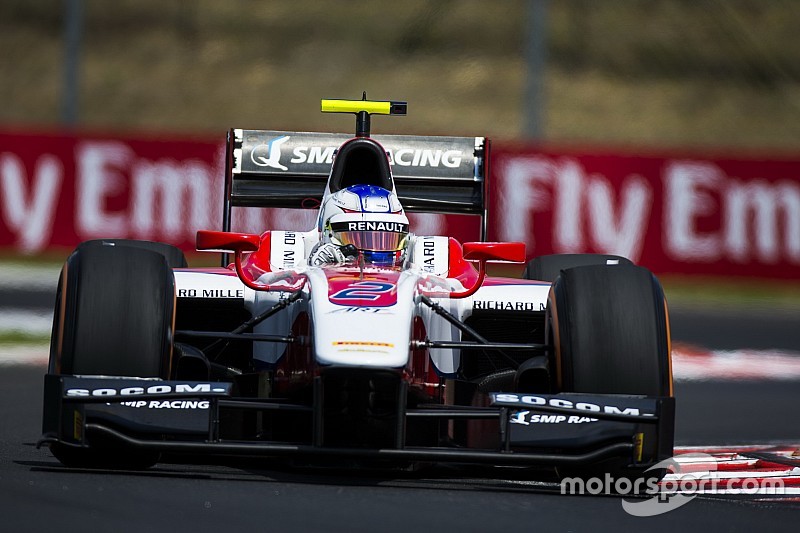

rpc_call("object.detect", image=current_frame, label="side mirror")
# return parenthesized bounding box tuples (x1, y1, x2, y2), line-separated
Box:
(450, 241, 526, 299)
(196, 230, 261, 253)
(462, 241, 526, 263)
(196, 230, 304, 292)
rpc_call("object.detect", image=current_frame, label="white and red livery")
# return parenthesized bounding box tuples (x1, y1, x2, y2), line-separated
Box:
(41, 98, 675, 477)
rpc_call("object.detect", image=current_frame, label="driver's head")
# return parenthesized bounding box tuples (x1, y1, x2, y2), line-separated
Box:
(319, 184, 409, 266)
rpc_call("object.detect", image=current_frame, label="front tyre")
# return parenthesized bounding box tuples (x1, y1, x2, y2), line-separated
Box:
(549, 264, 671, 396)
(48, 244, 175, 468)
(548, 264, 672, 481)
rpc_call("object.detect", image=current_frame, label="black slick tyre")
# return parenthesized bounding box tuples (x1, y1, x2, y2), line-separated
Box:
(549, 264, 671, 396)
(48, 244, 175, 468)
(548, 264, 672, 480)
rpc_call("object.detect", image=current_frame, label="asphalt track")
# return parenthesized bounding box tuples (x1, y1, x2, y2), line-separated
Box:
(1, 309, 799, 531)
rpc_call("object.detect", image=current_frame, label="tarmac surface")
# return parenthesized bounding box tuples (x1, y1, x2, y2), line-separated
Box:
(0, 272, 798, 531)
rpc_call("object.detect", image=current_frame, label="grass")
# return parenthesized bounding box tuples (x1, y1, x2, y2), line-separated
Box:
(659, 275, 800, 311)
(0, 331, 50, 345)
(0, 251, 71, 266)
(0, 251, 221, 268)
(464, 264, 800, 310)
(1, 1, 799, 150)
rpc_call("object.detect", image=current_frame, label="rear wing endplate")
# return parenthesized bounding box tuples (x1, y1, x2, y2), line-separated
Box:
(222, 129, 489, 239)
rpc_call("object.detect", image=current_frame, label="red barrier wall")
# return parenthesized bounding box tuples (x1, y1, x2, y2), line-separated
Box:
(0, 130, 481, 254)
(0, 131, 222, 252)
(490, 146, 800, 278)
(2, 130, 799, 278)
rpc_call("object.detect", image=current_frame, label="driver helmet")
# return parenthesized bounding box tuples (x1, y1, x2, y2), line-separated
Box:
(318, 184, 409, 266)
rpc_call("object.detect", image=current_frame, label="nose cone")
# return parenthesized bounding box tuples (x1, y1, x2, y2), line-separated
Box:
(306, 268, 415, 369)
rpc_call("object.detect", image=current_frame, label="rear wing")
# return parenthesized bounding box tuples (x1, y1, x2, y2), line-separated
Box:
(222, 129, 489, 240)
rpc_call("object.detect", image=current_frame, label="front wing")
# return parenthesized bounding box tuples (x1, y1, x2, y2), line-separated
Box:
(40, 374, 674, 469)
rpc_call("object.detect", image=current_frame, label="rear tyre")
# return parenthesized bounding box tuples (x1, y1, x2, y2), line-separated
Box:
(548, 264, 672, 480)
(48, 244, 175, 468)
(523, 253, 632, 283)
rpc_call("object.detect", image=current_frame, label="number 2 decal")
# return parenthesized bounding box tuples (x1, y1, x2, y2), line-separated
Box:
(329, 281, 397, 307)
(331, 281, 394, 301)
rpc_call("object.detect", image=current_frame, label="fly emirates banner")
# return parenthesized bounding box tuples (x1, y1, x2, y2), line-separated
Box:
(1, 130, 798, 279)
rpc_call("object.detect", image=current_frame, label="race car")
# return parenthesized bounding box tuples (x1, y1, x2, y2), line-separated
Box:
(40, 98, 674, 478)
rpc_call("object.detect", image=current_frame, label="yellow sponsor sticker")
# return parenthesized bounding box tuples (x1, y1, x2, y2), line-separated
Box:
(633, 432, 644, 462)
(73, 410, 83, 441)
(338, 348, 390, 354)
(333, 341, 394, 348)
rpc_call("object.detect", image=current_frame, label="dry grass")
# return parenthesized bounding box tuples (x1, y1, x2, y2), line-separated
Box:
(1, 0, 799, 151)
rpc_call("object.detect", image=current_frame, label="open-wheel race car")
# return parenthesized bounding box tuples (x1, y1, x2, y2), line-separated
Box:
(40, 98, 674, 478)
